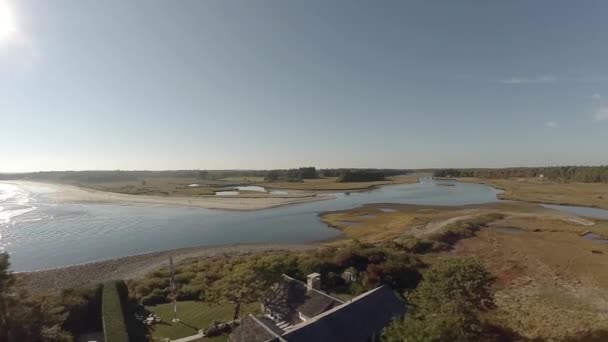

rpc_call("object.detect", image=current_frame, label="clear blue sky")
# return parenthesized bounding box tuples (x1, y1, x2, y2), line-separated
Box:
(1, 0, 607, 172)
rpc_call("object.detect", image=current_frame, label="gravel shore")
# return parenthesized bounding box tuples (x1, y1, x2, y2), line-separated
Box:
(17, 243, 320, 292)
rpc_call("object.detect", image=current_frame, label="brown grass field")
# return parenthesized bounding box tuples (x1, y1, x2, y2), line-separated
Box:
(460, 178, 608, 209)
(258, 175, 419, 191)
(76, 175, 419, 197)
(321, 202, 608, 340)
(77, 177, 222, 196)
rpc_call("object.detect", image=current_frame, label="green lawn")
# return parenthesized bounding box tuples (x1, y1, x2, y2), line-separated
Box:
(331, 292, 355, 302)
(145, 301, 259, 341)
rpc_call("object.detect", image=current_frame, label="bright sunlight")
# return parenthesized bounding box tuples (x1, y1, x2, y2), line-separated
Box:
(0, 1, 16, 42)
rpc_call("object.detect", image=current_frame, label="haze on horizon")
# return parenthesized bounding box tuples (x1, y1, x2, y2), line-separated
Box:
(1, 0, 608, 173)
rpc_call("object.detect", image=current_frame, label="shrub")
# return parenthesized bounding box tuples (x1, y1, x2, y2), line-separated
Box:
(141, 288, 169, 305)
(349, 282, 366, 296)
(61, 285, 103, 336)
(174, 271, 196, 284)
(177, 284, 204, 301)
(102, 280, 129, 342)
(428, 213, 505, 248)
(383, 258, 495, 341)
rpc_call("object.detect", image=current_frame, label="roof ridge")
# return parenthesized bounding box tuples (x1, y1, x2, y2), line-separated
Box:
(248, 314, 287, 342)
(281, 285, 387, 334)
(281, 274, 345, 304)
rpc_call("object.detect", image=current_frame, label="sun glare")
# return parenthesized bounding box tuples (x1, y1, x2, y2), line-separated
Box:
(0, 1, 17, 42)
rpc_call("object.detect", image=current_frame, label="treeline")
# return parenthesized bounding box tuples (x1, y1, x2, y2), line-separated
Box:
(264, 167, 319, 182)
(432, 166, 608, 183)
(0, 168, 410, 184)
(263, 168, 409, 182)
(338, 170, 385, 182)
(321, 168, 408, 178)
(0, 170, 268, 183)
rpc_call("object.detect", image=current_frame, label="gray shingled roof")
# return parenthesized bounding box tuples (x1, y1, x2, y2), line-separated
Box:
(281, 285, 407, 342)
(261, 275, 343, 323)
(230, 281, 407, 342)
(229, 315, 281, 342)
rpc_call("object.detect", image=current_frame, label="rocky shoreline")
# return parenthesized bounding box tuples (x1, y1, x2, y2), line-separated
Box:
(17, 243, 320, 292)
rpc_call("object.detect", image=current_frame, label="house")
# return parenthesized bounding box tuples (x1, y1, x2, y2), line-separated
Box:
(229, 273, 407, 342)
(341, 267, 358, 284)
(260, 273, 344, 326)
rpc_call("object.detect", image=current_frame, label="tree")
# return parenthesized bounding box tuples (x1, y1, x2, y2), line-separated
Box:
(0, 252, 14, 342)
(264, 170, 280, 182)
(338, 170, 385, 182)
(383, 258, 494, 342)
(206, 258, 283, 319)
(0, 253, 72, 342)
(197, 170, 208, 180)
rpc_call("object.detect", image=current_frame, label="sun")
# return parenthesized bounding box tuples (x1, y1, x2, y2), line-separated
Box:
(0, 1, 17, 42)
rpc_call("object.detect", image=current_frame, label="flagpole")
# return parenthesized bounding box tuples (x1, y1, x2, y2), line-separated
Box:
(170, 256, 180, 323)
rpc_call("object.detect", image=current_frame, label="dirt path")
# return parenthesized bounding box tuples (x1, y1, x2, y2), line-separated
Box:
(411, 210, 483, 237)
(411, 209, 595, 238)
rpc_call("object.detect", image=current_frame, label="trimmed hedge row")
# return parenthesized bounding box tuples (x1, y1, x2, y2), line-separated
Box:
(102, 280, 130, 342)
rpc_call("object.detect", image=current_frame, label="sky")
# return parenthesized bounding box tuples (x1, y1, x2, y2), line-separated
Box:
(1, 0, 607, 172)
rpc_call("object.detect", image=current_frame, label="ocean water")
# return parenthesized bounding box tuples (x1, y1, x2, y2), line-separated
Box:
(1, 180, 503, 271)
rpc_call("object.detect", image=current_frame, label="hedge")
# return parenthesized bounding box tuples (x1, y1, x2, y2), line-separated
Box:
(102, 280, 130, 342)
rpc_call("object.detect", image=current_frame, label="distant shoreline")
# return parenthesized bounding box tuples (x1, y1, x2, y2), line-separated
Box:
(457, 178, 608, 210)
(13, 181, 334, 211)
(10, 176, 420, 211)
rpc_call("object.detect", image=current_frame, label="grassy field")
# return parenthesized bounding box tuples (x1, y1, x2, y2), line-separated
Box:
(78, 177, 221, 196)
(73, 175, 419, 198)
(218, 176, 265, 183)
(145, 301, 259, 341)
(460, 178, 608, 209)
(445, 219, 608, 340)
(259, 175, 419, 191)
(321, 201, 608, 339)
(321, 201, 561, 244)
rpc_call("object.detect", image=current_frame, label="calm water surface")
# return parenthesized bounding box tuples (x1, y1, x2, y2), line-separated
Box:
(1, 179, 501, 271)
(541, 204, 608, 220)
(3, 179, 607, 271)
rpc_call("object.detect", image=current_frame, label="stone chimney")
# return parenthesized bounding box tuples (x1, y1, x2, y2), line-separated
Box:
(307, 273, 321, 291)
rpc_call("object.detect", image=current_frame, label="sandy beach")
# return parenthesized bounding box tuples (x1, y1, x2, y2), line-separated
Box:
(18, 181, 333, 211)
(17, 243, 321, 292)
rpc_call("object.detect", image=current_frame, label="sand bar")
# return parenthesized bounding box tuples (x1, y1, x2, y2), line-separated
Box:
(16, 181, 333, 211)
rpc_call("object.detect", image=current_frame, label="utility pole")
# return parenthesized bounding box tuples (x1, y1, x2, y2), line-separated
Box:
(170, 256, 179, 323)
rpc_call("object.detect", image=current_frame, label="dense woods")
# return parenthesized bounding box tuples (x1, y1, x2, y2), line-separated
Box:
(321, 168, 409, 178)
(263, 167, 319, 182)
(433, 166, 608, 183)
(338, 170, 386, 182)
(263, 167, 410, 182)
